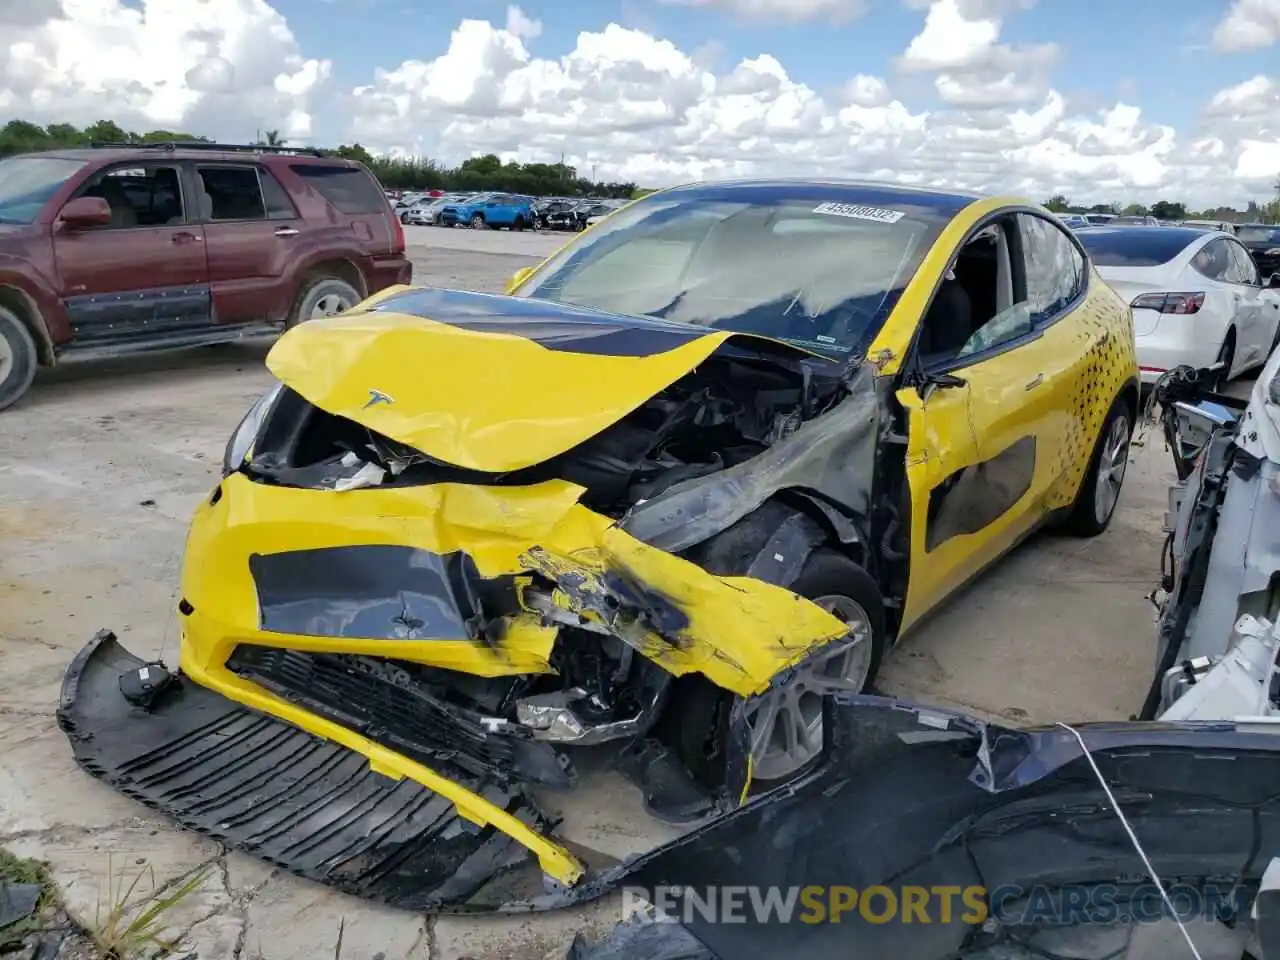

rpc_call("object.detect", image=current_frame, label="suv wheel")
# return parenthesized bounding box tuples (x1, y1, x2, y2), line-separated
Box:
(0, 305, 38, 412)
(469, 213, 486, 230)
(289, 277, 362, 327)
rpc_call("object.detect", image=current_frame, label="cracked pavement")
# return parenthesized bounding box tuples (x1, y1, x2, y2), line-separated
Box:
(0, 227, 1207, 958)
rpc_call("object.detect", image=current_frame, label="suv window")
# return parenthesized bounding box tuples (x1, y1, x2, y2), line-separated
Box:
(80, 164, 185, 228)
(1225, 240, 1260, 285)
(1018, 213, 1085, 324)
(290, 164, 386, 214)
(197, 166, 289, 221)
(0, 156, 88, 224)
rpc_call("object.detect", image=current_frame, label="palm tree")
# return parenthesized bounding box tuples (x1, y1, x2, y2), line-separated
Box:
(257, 129, 286, 147)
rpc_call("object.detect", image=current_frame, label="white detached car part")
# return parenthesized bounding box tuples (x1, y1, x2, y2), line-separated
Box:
(1148, 346, 1280, 724)
(1078, 225, 1280, 385)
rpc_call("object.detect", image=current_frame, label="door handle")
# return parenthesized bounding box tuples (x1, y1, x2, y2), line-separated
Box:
(274, 227, 299, 237)
(1025, 373, 1044, 390)
(171, 232, 201, 244)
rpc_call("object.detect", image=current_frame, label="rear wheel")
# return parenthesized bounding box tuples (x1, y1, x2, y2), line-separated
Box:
(0, 305, 37, 412)
(1209, 331, 1236, 391)
(289, 277, 361, 328)
(1062, 396, 1131, 537)
(469, 213, 486, 230)
(511, 216, 526, 232)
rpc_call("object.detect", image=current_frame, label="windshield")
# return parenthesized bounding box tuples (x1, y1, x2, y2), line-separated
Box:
(1238, 226, 1280, 244)
(0, 156, 87, 224)
(1077, 227, 1199, 267)
(513, 189, 951, 355)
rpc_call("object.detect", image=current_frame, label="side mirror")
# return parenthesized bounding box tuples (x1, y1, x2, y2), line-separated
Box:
(918, 369, 967, 402)
(506, 266, 535, 294)
(1268, 274, 1280, 289)
(59, 196, 111, 228)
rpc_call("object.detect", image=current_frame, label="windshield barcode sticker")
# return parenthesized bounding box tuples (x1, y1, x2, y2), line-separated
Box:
(812, 202, 904, 224)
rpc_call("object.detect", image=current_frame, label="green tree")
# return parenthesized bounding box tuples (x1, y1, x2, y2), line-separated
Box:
(1150, 200, 1186, 220)
(1043, 194, 1070, 212)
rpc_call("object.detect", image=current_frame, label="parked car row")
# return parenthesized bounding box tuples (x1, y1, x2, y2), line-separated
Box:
(391, 192, 629, 231)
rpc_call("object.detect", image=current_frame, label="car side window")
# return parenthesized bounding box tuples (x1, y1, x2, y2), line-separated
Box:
(258, 169, 298, 220)
(196, 166, 268, 221)
(918, 217, 1032, 367)
(1016, 213, 1085, 325)
(1225, 240, 1260, 285)
(1191, 239, 1231, 282)
(79, 164, 185, 229)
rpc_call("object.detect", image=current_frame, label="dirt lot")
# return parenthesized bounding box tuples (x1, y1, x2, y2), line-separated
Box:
(0, 224, 1206, 958)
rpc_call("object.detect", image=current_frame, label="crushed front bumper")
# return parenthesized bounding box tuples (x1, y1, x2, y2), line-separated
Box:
(58, 630, 584, 910)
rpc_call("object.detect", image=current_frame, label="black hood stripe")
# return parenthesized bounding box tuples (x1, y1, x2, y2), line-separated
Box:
(369, 287, 714, 357)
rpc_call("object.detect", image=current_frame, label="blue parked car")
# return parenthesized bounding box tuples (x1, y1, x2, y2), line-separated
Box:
(439, 193, 538, 230)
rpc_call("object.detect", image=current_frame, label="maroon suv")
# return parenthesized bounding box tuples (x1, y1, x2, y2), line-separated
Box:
(0, 141, 413, 410)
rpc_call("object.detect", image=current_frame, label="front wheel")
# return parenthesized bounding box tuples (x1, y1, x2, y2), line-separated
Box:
(738, 552, 886, 787)
(469, 213, 486, 230)
(1062, 396, 1132, 537)
(0, 305, 38, 412)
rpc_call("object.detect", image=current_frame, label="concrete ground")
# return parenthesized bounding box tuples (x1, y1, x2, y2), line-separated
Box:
(0, 224, 1226, 958)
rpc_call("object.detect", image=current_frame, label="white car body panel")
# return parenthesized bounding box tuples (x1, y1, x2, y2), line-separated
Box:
(1092, 230, 1280, 384)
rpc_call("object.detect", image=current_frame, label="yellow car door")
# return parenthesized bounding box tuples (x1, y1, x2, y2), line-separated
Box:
(895, 212, 1084, 631)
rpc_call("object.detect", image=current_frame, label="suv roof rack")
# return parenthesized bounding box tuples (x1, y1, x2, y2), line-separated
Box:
(88, 141, 328, 158)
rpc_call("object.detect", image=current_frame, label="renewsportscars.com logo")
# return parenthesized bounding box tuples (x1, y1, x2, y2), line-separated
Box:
(621, 883, 1250, 926)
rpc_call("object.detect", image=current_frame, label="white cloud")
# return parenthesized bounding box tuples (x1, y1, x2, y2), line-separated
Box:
(1213, 0, 1280, 52)
(0, 0, 331, 139)
(504, 4, 542, 40)
(898, 0, 1057, 107)
(655, 0, 869, 23)
(2, 1, 1278, 209)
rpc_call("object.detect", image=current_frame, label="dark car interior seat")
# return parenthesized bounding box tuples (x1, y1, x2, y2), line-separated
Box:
(85, 178, 138, 229)
(918, 279, 974, 362)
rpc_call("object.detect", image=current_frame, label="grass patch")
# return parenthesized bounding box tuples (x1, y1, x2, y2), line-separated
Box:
(89, 856, 207, 960)
(0, 848, 59, 949)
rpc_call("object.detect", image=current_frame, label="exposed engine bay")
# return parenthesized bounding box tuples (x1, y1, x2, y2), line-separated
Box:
(241, 349, 844, 515)
(219, 347, 859, 821)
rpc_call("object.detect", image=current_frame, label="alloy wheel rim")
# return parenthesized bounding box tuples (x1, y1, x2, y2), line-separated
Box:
(1094, 414, 1130, 523)
(0, 336, 12, 382)
(741, 595, 873, 783)
(311, 293, 351, 319)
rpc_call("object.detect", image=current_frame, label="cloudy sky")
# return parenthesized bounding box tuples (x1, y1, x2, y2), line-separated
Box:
(1, 0, 1278, 207)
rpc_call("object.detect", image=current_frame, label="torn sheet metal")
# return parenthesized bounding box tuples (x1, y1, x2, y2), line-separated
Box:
(265, 288, 830, 473)
(183, 473, 847, 698)
(620, 364, 881, 554)
(566, 695, 1280, 959)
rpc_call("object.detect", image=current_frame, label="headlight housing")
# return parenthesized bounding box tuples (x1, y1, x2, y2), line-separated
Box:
(222, 383, 283, 476)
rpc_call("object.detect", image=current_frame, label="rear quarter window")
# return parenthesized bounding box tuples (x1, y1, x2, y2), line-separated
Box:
(289, 164, 388, 215)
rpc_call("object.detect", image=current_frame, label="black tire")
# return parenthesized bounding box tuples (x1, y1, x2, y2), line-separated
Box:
(288, 277, 362, 328)
(511, 216, 526, 232)
(1211, 330, 1236, 390)
(666, 549, 886, 791)
(469, 213, 486, 230)
(1062, 396, 1133, 537)
(785, 551, 887, 694)
(0, 305, 37, 412)
(400, 213, 410, 224)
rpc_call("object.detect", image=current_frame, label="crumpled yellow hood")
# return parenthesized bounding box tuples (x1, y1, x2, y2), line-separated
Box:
(267, 286, 813, 473)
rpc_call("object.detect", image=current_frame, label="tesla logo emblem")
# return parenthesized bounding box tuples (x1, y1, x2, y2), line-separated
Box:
(363, 389, 394, 409)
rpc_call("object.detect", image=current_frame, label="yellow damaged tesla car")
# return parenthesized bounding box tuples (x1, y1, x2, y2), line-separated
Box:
(59, 180, 1138, 909)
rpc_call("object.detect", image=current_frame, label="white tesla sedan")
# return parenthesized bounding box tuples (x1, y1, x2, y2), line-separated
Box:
(1078, 225, 1280, 386)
